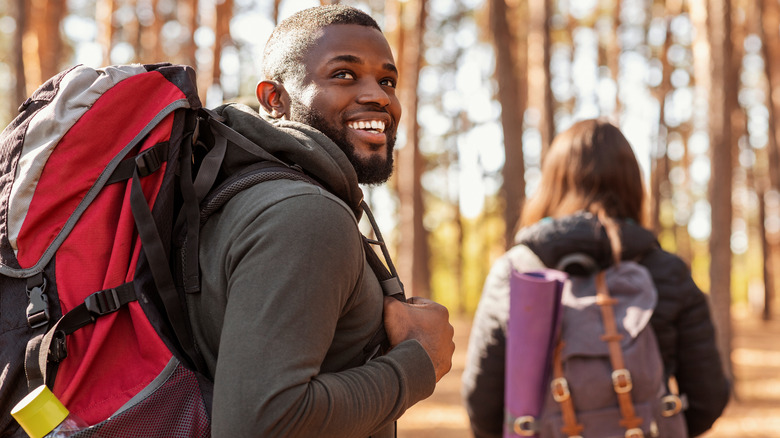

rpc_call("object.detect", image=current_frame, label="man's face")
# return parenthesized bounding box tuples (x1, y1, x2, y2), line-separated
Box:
(287, 24, 402, 185)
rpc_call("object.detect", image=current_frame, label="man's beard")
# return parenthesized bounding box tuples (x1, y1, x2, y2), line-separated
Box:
(290, 102, 395, 185)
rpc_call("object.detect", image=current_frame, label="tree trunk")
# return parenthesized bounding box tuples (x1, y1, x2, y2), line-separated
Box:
(272, 0, 283, 24)
(178, 0, 199, 69)
(598, 0, 622, 120)
(762, 0, 780, 192)
(96, 0, 116, 65)
(650, 0, 680, 235)
(759, 187, 774, 320)
(761, 0, 780, 318)
(394, 0, 430, 298)
(39, 0, 65, 80)
(705, 0, 735, 381)
(490, 0, 526, 249)
(12, 0, 26, 109)
(528, 0, 553, 154)
(212, 0, 234, 91)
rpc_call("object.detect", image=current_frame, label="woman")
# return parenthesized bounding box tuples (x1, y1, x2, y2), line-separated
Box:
(461, 119, 729, 437)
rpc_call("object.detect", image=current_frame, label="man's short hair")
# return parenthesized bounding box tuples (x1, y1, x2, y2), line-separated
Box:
(262, 5, 381, 85)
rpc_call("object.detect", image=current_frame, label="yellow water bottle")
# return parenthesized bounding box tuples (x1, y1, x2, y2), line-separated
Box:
(10, 385, 88, 438)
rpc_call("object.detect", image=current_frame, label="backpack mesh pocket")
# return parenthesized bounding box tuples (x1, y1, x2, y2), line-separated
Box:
(72, 360, 210, 438)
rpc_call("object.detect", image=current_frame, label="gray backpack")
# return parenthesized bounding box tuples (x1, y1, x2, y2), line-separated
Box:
(513, 256, 688, 438)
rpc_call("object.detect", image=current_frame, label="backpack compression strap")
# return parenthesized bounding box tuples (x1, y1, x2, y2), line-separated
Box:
(24, 282, 137, 389)
(549, 270, 646, 438)
(594, 271, 645, 438)
(550, 341, 584, 438)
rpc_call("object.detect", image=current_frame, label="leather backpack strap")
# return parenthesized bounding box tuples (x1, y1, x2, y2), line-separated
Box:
(550, 340, 584, 438)
(595, 271, 645, 438)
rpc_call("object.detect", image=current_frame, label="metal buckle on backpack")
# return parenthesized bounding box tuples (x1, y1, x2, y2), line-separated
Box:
(625, 427, 645, 438)
(513, 416, 537, 436)
(551, 377, 571, 402)
(612, 369, 633, 393)
(84, 288, 122, 317)
(660, 394, 683, 417)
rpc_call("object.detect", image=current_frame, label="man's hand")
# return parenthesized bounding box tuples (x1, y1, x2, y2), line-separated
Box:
(383, 296, 455, 382)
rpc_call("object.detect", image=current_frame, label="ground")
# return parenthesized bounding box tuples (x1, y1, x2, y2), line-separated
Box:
(397, 306, 780, 437)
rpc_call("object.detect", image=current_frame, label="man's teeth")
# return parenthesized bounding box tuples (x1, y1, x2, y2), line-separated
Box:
(348, 120, 385, 133)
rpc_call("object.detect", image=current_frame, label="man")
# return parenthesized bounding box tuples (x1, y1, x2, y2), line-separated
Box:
(187, 5, 455, 437)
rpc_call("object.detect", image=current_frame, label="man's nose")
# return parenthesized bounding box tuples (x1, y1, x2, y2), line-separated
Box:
(356, 80, 391, 108)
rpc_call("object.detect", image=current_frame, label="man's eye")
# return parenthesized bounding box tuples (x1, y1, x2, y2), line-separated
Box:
(334, 71, 355, 80)
(380, 78, 397, 88)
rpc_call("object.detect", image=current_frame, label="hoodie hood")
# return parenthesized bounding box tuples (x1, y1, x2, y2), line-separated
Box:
(514, 212, 658, 270)
(213, 103, 364, 217)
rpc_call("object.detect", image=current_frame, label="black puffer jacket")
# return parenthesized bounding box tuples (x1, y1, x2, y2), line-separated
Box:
(461, 213, 730, 437)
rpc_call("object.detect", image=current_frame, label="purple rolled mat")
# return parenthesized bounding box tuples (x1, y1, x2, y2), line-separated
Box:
(504, 269, 567, 438)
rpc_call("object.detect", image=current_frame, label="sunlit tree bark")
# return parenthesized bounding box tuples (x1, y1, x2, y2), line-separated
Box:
(139, 0, 164, 62)
(212, 0, 234, 91)
(24, 0, 65, 91)
(598, 0, 621, 120)
(528, 0, 553, 154)
(96, 0, 115, 65)
(761, 0, 780, 319)
(762, 0, 780, 193)
(11, 0, 26, 109)
(272, 0, 283, 24)
(705, 0, 735, 381)
(179, 0, 199, 69)
(391, 0, 431, 298)
(489, 0, 526, 249)
(650, 0, 680, 236)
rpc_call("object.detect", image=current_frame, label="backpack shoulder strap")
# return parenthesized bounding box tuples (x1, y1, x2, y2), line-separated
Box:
(198, 154, 405, 368)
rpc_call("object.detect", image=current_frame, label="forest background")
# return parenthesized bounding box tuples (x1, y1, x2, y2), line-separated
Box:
(0, 0, 775, 383)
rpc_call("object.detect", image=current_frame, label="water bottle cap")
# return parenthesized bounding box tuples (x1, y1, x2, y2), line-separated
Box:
(11, 385, 69, 438)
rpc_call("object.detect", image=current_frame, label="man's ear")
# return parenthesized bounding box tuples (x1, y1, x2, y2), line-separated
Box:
(256, 80, 290, 119)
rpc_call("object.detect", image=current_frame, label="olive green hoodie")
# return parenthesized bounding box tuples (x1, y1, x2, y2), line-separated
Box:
(187, 104, 435, 437)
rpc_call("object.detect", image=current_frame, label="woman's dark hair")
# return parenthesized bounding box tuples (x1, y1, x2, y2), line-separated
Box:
(520, 118, 647, 263)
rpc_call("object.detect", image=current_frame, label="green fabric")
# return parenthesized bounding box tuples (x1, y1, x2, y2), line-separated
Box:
(188, 105, 435, 437)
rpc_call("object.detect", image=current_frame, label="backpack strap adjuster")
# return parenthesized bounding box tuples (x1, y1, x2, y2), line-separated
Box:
(612, 369, 633, 393)
(135, 143, 168, 177)
(551, 377, 571, 402)
(625, 427, 645, 438)
(26, 275, 50, 329)
(84, 287, 123, 317)
(49, 330, 68, 362)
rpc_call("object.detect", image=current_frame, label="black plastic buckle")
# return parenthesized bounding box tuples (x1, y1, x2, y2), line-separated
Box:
(49, 330, 68, 363)
(135, 146, 164, 177)
(84, 288, 122, 317)
(26, 278, 50, 329)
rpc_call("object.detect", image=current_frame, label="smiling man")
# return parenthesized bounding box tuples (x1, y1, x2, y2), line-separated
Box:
(187, 5, 455, 438)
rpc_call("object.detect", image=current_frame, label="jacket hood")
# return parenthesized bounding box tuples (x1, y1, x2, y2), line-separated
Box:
(213, 103, 364, 217)
(514, 212, 658, 271)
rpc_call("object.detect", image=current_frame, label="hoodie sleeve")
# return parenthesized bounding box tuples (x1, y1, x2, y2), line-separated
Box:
(199, 181, 436, 438)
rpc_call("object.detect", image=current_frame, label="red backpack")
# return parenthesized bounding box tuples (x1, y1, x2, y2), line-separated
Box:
(0, 63, 401, 437)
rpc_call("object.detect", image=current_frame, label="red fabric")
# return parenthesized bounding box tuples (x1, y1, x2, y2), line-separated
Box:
(16, 71, 185, 424)
(16, 71, 184, 268)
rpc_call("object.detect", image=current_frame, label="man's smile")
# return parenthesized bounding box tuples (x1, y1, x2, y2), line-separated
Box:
(347, 119, 386, 133)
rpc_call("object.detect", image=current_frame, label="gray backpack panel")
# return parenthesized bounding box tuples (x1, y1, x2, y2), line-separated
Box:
(538, 262, 687, 438)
